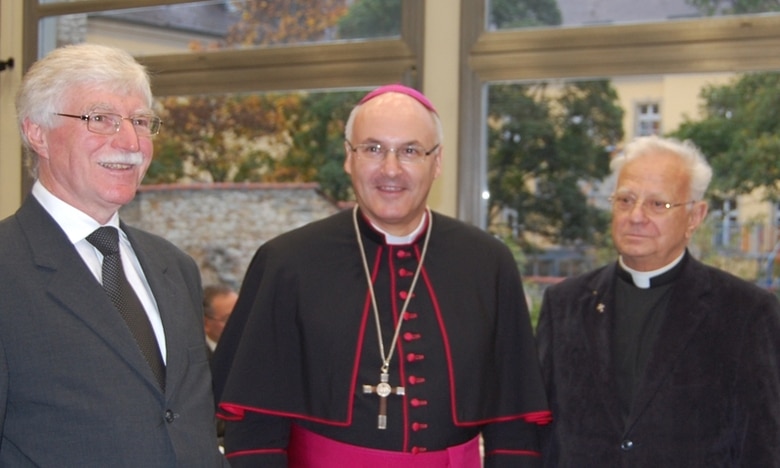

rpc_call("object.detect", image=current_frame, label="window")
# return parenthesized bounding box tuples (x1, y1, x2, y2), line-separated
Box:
(466, 1, 780, 282)
(711, 199, 740, 249)
(636, 102, 661, 137)
(22, 0, 423, 195)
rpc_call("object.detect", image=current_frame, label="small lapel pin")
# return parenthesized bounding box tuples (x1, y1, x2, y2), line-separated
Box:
(596, 303, 606, 313)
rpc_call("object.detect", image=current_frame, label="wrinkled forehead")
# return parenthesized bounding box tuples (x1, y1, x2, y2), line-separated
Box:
(617, 152, 691, 195)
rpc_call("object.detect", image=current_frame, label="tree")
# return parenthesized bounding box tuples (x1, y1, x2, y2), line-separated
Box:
(685, 0, 780, 15)
(671, 72, 780, 201)
(487, 80, 624, 247)
(483, 2, 620, 255)
(152, 0, 355, 187)
(489, 0, 562, 28)
(151, 93, 300, 183)
(223, 0, 348, 47)
(337, 0, 401, 39)
(279, 91, 362, 200)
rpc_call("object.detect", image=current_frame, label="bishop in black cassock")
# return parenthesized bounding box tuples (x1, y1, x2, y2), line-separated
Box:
(212, 208, 550, 467)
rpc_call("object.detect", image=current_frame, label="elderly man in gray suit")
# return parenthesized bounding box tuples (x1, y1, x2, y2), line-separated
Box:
(0, 43, 227, 467)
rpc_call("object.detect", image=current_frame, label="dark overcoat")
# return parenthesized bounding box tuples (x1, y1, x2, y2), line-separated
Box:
(537, 254, 780, 467)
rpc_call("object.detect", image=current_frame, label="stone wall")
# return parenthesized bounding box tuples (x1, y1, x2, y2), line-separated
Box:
(121, 182, 341, 289)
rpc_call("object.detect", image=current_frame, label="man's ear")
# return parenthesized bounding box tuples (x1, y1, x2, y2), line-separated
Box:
(343, 141, 354, 175)
(22, 119, 49, 161)
(686, 200, 709, 239)
(432, 146, 443, 180)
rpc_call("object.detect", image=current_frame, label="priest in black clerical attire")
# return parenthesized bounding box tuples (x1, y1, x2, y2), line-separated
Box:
(212, 84, 551, 468)
(537, 135, 780, 467)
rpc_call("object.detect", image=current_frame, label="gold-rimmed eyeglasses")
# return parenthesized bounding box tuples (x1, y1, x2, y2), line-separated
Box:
(609, 194, 696, 215)
(345, 140, 439, 165)
(54, 112, 162, 137)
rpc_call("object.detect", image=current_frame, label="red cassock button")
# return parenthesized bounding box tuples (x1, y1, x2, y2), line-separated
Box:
(412, 422, 429, 431)
(399, 290, 416, 300)
(406, 353, 424, 362)
(403, 332, 421, 341)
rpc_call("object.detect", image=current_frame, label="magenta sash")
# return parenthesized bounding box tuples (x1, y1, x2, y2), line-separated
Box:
(288, 424, 481, 468)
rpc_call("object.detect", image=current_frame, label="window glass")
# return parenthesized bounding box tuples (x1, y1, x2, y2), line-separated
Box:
(148, 89, 365, 201)
(485, 71, 780, 283)
(636, 103, 661, 136)
(487, 0, 780, 30)
(39, 0, 402, 56)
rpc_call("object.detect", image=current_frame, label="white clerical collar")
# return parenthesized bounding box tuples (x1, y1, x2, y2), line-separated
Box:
(369, 209, 429, 246)
(618, 251, 685, 289)
(32, 181, 120, 244)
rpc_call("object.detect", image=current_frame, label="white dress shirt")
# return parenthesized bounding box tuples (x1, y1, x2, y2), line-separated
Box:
(32, 181, 167, 362)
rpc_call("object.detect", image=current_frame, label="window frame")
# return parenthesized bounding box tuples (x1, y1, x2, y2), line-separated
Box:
(459, 1, 780, 227)
(27, 0, 424, 96)
(22, 0, 425, 194)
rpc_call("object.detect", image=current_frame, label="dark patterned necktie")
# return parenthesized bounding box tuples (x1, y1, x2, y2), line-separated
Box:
(87, 227, 166, 390)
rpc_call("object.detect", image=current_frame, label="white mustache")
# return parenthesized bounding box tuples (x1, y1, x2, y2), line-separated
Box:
(99, 152, 144, 166)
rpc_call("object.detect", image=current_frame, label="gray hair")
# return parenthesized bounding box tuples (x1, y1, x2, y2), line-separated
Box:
(344, 93, 444, 144)
(15, 43, 152, 178)
(610, 135, 713, 201)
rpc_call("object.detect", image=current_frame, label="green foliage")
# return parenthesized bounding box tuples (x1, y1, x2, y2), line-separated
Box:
(685, 0, 780, 15)
(151, 93, 294, 184)
(150, 89, 360, 198)
(489, 0, 562, 28)
(283, 91, 362, 200)
(671, 72, 780, 201)
(337, 0, 401, 39)
(145, 139, 185, 184)
(487, 80, 624, 247)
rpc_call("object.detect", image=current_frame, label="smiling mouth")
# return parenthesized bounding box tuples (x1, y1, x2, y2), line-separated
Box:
(99, 162, 136, 170)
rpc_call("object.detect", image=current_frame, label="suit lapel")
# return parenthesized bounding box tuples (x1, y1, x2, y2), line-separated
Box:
(580, 263, 625, 432)
(124, 224, 189, 395)
(625, 257, 711, 430)
(17, 197, 161, 390)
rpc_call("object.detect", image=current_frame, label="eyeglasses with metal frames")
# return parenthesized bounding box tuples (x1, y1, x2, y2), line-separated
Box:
(345, 140, 439, 164)
(609, 194, 696, 215)
(54, 112, 162, 136)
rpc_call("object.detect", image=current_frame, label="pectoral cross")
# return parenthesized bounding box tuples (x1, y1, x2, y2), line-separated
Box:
(362, 372, 405, 429)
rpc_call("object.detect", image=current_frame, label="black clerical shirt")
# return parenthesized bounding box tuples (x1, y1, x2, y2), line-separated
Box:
(613, 257, 687, 422)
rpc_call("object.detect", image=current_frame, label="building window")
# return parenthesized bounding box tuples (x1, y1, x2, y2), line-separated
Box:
(636, 102, 661, 136)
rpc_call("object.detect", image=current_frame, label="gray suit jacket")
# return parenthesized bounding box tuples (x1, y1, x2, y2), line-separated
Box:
(0, 196, 228, 467)
(537, 254, 780, 467)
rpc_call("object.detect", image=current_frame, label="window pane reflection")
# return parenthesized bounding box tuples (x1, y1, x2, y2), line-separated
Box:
(41, 0, 402, 56)
(487, 0, 780, 30)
